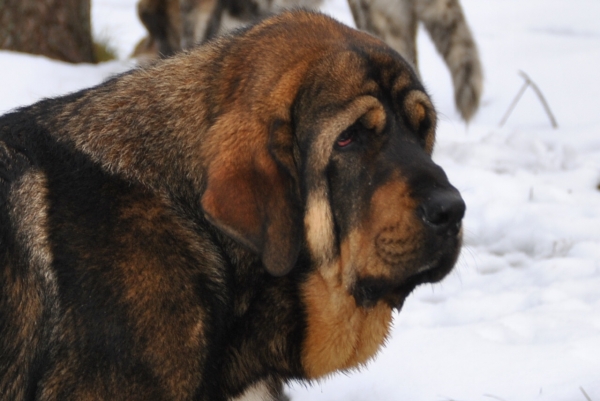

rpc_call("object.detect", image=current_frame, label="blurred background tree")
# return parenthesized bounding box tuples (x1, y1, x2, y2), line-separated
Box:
(0, 0, 95, 63)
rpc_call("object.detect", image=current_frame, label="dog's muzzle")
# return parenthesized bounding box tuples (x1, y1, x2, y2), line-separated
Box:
(353, 187, 465, 309)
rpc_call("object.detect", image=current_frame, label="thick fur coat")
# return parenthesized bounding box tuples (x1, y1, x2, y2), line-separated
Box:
(1, 11, 464, 400)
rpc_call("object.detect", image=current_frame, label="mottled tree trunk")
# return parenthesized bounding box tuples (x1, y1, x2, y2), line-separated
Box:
(0, 0, 95, 63)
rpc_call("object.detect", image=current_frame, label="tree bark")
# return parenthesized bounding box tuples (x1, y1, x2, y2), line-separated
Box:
(0, 0, 95, 63)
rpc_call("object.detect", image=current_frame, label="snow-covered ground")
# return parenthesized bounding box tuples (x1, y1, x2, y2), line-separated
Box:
(2, 0, 599, 399)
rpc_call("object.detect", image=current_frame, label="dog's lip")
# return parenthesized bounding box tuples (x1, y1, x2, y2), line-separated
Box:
(380, 246, 463, 309)
(384, 261, 441, 310)
(415, 261, 435, 275)
(354, 233, 462, 309)
(353, 258, 445, 310)
(386, 245, 460, 309)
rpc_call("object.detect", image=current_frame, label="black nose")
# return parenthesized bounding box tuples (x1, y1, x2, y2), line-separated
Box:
(418, 190, 465, 236)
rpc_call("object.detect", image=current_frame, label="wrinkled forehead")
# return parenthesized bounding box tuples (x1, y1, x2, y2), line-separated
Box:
(294, 47, 431, 126)
(291, 47, 436, 169)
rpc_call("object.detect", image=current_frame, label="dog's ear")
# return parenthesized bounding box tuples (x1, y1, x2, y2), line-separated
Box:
(201, 121, 302, 276)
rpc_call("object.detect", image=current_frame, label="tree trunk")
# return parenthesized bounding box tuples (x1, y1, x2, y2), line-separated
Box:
(0, 0, 95, 63)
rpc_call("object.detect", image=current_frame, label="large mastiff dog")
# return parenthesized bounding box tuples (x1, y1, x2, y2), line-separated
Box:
(0, 11, 465, 401)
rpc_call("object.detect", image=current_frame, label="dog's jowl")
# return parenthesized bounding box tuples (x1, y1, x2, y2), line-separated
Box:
(0, 11, 465, 401)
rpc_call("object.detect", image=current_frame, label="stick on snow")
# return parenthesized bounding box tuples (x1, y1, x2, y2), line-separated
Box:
(499, 70, 558, 129)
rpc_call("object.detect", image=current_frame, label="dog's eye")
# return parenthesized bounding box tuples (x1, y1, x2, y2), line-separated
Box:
(335, 123, 361, 149)
(336, 132, 353, 148)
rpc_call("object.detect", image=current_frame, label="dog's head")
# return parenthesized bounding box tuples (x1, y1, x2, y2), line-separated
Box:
(200, 10, 464, 377)
(294, 52, 464, 308)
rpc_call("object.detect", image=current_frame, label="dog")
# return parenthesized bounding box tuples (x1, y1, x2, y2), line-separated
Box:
(0, 10, 465, 400)
(134, 0, 483, 122)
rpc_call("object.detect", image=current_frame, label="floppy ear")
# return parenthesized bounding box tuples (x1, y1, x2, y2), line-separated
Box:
(201, 121, 302, 276)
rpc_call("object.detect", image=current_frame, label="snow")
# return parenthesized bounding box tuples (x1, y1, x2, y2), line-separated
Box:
(2, 0, 599, 399)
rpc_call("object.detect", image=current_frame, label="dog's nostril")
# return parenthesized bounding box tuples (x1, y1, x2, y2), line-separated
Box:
(418, 191, 466, 235)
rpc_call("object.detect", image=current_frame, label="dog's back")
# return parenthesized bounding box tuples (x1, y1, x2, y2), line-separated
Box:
(0, 83, 219, 400)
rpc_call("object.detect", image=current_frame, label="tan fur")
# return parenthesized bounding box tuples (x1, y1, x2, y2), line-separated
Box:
(403, 89, 436, 153)
(391, 68, 413, 94)
(301, 265, 393, 378)
(304, 194, 336, 265)
(366, 179, 424, 276)
(360, 104, 388, 133)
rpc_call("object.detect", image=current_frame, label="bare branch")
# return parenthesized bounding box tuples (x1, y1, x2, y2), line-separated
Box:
(499, 70, 558, 129)
(580, 386, 593, 401)
(518, 70, 558, 128)
(499, 81, 529, 128)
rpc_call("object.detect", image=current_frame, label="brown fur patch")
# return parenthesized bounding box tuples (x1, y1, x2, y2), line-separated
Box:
(301, 264, 392, 378)
(201, 114, 302, 276)
(360, 106, 387, 133)
(366, 179, 423, 278)
(343, 178, 422, 282)
(403, 90, 436, 153)
(403, 91, 428, 130)
(392, 68, 413, 94)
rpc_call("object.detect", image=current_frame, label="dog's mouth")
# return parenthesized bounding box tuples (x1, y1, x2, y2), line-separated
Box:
(351, 240, 461, 310)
